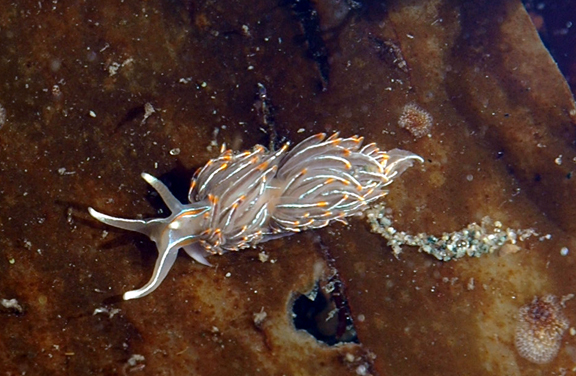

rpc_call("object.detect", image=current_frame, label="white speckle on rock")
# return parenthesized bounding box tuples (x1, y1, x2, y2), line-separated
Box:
(0, 103, 6, 128)
(1, 298, 23, 312)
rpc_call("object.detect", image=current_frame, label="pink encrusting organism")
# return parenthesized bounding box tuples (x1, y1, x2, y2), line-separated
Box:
(89, 133, 423, 300)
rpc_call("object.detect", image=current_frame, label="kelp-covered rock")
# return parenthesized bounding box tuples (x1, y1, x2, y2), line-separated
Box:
(0, 0, 574, 375)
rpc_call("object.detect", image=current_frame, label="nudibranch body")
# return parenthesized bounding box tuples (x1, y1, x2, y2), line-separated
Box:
(89, 133, 423, 300)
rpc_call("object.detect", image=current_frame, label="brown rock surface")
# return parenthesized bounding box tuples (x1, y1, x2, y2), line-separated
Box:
(0, 0, 574, 375)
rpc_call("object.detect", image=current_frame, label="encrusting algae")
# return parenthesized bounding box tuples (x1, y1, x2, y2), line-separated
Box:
(366, 204, 539, 261)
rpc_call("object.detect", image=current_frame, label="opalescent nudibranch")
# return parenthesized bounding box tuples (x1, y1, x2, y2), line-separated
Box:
(89, 133, 423, 300)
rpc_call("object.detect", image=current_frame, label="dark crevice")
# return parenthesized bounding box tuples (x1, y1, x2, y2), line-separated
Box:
(253, 83, 290, 151)
(288, 0, 331, 91)
(292, 277, 358, 346)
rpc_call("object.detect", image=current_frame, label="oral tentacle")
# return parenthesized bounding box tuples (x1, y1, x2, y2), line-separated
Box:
(88, 207, 151, 235)
(123, 245, 179, 300)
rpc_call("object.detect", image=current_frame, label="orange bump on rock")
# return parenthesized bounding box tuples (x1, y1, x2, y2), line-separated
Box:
(514, 295, 569, 364)
(398, 103, 433, 138)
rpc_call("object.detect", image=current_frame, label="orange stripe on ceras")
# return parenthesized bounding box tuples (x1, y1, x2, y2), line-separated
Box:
(379, 154, 390, 166)
(314, 133, 325, 141)
(192, 166, 203, 178)
(211, 228, 223, 246)
(208, 194, 219, 205)
(173, 207, 209, 221)
(199, 240, 217, 254)
(200, 228, 214, 239)
(256, 160, 270, 171)
(359, 189, 372, 202)
(339, 156, 352, 169)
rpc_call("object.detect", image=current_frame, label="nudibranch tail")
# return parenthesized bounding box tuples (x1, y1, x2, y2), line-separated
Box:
(383, 149, 425, 180)
(89, 133, 423, 300)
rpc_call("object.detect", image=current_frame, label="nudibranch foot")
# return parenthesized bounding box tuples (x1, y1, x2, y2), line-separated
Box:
(183, 244, 212, 267)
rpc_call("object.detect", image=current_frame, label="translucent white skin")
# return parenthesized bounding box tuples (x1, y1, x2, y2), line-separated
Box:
(89, 133, 423, 300)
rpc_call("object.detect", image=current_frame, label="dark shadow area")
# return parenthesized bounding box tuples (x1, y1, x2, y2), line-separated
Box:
(292, 278, 358, 346)
(522, 0, 576, 93)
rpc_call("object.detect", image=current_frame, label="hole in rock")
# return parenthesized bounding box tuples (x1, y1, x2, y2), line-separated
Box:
(292, 277, 358, 346)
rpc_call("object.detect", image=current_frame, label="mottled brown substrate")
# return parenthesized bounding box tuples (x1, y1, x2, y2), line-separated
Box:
(0, 0, 574, 375)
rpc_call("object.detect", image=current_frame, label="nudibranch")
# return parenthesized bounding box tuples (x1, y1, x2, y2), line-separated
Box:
(89, 133, 423, 300)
